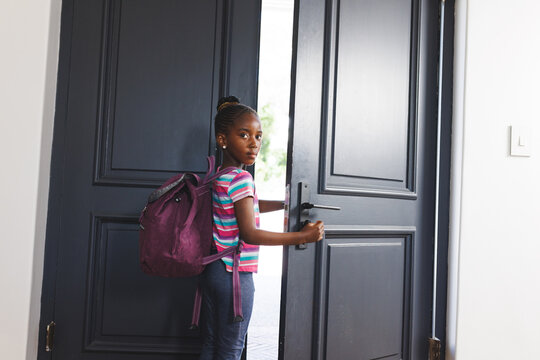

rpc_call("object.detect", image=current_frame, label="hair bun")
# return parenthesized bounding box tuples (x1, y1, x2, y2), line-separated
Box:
(217, 96, 240, 112)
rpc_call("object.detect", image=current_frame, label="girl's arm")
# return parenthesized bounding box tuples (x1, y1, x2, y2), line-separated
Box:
(234, 196, 324, 246)
(258, 200, 284, 213)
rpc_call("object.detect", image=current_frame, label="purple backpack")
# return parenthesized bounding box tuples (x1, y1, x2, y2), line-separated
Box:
(138, 156, 245, 327)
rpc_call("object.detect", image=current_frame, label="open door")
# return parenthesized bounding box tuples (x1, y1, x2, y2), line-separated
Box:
(281, 0, 441, 359)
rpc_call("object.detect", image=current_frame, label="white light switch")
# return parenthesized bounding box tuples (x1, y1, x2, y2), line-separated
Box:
(510, 125, 532, 157)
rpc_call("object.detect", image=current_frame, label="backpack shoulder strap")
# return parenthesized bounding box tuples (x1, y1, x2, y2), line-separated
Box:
(202, 155, 246, 184)
(202, 156, 216, 184)
(205, 166, 240, 184)
(191, 241, 246, 328)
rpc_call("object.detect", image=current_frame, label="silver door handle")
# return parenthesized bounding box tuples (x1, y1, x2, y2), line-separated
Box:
(301, 202, 341, 211)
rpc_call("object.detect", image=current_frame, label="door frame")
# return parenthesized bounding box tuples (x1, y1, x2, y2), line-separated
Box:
(433, 0, 455, 357)
(36, 0, 76, 356)
(279, 0, 455, 358)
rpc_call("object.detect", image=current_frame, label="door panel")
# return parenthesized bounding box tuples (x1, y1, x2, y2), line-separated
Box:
(38, 1, 260, 359)
(318, 229, 414, 360)
(95, 0, 224, 186)
(99, 0, 220, 182)
(322, 0, 418, 198)
(281, 0, 438, 359)
(331, 0, 412, 185)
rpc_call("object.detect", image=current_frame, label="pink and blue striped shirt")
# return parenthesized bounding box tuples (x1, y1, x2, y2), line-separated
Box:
(212, 168, 260, 272)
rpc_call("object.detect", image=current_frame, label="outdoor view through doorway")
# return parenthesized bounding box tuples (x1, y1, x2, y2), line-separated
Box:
(247, 0, 293, 358)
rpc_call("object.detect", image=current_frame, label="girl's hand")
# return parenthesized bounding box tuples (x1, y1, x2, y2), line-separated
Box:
(234, 196, 324, 246)
(300, 220, 325, 243)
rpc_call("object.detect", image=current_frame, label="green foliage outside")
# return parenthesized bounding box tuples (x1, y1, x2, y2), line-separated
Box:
(255, 103, 287, 182)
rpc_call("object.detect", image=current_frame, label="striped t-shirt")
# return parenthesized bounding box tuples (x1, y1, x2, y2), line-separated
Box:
(212, 168, 260, 272)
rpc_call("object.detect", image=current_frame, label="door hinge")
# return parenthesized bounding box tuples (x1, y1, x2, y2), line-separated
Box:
(429, 337, 441, 360)
(45, 321, 56, 352)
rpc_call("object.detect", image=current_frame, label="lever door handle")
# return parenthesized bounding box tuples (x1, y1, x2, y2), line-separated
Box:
(296, 181, 340, 250)
(301, 202, 341, 211)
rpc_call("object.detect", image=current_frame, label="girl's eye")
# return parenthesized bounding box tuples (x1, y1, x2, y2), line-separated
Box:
(240, 133, 248, 139)
(256, 135, 262, 140)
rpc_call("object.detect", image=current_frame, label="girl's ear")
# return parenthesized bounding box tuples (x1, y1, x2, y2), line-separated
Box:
(216, 133, 227, 148)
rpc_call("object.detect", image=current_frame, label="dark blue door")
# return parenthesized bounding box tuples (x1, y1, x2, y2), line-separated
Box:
(38, 1, 261, 359)
(281, 0, 443, 359)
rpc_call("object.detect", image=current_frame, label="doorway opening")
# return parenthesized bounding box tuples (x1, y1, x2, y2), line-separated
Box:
(248, 0, 294, 358)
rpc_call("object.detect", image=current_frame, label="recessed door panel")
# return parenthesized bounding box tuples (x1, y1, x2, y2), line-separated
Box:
(333, 0, 412, 183)
(95, 0, 222, 186)
(321, 229, 413, 360)
(111, 0, 217, 172)
(322, 0, 418, 198)
(84, 216, 199, 354)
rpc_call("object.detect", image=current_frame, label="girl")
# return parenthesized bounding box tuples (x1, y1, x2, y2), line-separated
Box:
(199, 96, 324, 359)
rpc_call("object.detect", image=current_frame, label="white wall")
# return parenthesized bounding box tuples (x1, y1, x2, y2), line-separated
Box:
(0, 0, 61, 359)
(449, 0, 540, 359)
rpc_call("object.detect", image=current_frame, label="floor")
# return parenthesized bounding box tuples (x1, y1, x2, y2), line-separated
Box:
(247, 274, 281, 359)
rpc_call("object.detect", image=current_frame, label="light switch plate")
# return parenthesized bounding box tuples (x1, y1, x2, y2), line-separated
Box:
(510, 125, 532, 157)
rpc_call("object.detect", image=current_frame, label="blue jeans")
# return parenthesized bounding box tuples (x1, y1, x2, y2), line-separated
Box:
(199, 260, 255, 360)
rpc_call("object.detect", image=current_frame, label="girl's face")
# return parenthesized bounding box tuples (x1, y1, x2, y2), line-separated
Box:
(217, 113, 263, 168)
